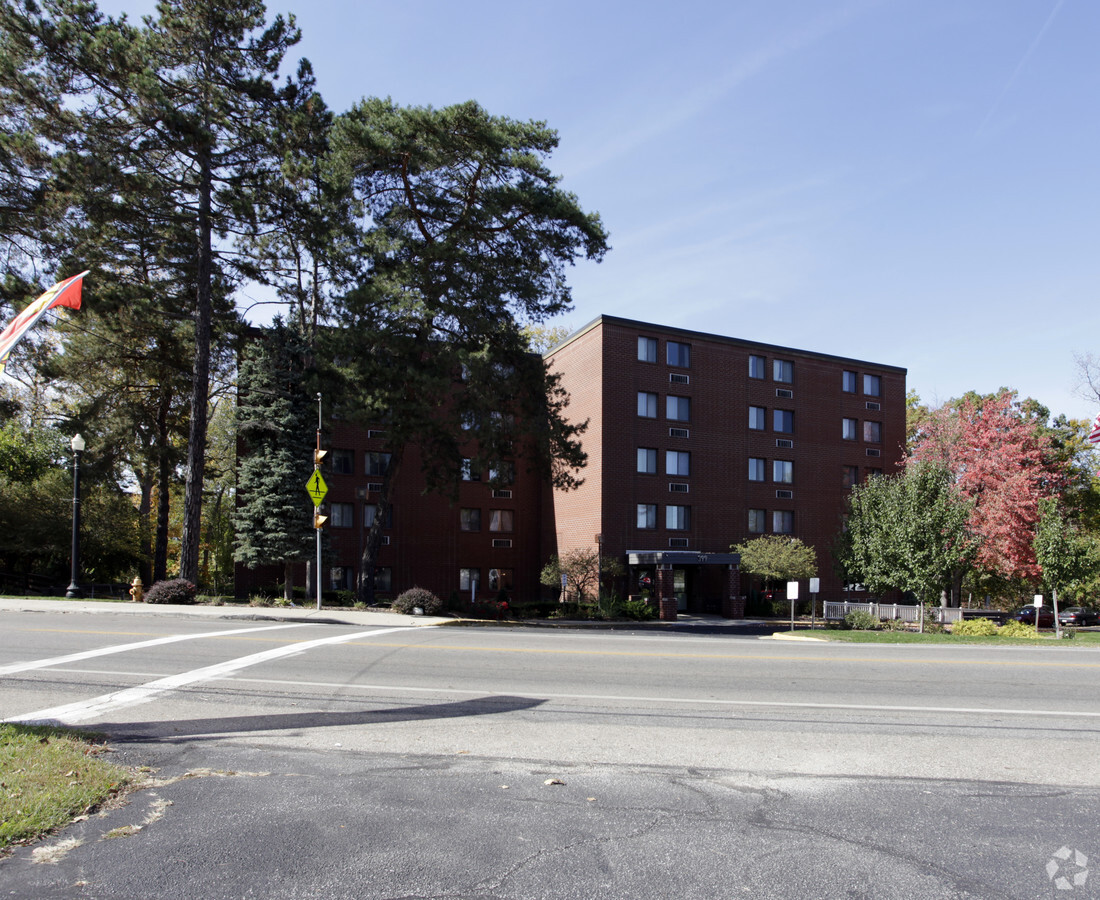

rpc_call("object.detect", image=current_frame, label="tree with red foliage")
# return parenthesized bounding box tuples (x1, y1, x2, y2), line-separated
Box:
(910, 389, 1062, 600)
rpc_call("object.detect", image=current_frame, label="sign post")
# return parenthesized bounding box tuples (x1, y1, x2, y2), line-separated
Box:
(809, 577, 820, 629)
(307, 394, 327, 610)
(787, 580, 800, 631)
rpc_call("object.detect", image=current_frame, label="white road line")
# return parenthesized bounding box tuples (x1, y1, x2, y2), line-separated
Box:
(0, 623, 309, 676)
(7, 628, 404, 726)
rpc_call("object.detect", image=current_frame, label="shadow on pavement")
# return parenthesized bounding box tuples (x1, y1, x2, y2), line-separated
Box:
(101, 694, 546, 743)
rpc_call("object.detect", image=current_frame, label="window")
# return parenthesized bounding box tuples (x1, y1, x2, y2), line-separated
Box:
(842, 418, 858, 441)
(773, 359, 793, 383)
(329, 566, 354, 590)
(748, 509, 766, 534)
(637, 447, 657, 474)
(638, 391, 658, 418)
(373, 567, 392, 592)
(748, 457, 766, 482)
(331, 449, 353, 475)
(749, 406, 766, 430)
(459, 568, 480, 592)
(749, 355, 765, 379)
(488, 461, 514, 485)
(863, 374, 881, 397)
(842, 466, 859, 489)
(488, 509, 513, 532)
(666, 450, 690, 476)
(842, 370, 857, 393)
(773, 510, 794, 534)
(666, 395, 691, 422)
(863, 420, 882, 443)
(666, 505, 690, 530)
(864, 467, 883, 480)
(461, 459, 481, 481)
(365, 452, 391, 477)
(488, 568, 513, 591)
(460, 411, 478, 431)
(638, 336, 657, 363)
(637, 503, 657, 529)
(667, 341, 691, 368)
(330, 502, 354, 528)
(460, 508, 481, 532)
(773, 409, 794, 434)
(363, 504, 393, 528)
(773, 460, 793, 484)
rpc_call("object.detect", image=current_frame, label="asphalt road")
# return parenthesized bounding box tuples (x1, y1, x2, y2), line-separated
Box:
(2, 607, 1099, 899)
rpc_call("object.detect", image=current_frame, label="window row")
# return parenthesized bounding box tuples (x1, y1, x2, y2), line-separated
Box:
(330, 566, 515, 595)
(327, 449, 392, 477)
(459, 508, 515, 532)
(748, 354, 793, 384)
(637, 448, 691, 476)
(636, 504, 691, 530)
(638, 336, 691, 368)
(461, 459, 515, 484)
(842, 418, 881, 443)
(842, 466, 883, 488)
(328, 503, 393, 528)
(459, 567, 513, 593)
(748, 458, 793, 484)
(842, 370, 881, 397)
(747, 509, 794, 535)
(749, 406, 794, 433)
(638, 392, 692, 422)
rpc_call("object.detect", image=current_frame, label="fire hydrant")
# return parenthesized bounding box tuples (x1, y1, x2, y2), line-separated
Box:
(129, 576, 144, 603)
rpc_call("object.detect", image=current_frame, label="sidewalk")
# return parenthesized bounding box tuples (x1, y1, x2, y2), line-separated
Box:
(0, 596, 784, 634)
(0, 596, 450, 628)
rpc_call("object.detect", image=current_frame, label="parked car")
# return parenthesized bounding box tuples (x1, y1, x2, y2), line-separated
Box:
(1057, 607, 1099, 627)
(1012, 607, 1056, 627)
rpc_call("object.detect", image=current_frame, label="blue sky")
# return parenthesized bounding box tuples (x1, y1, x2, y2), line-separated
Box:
(99, 0, 1100, 421)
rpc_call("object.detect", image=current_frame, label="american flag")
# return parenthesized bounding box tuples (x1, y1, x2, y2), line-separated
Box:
(1090, 412, 1100, 445)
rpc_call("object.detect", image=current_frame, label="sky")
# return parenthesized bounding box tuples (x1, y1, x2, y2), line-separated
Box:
(96, 0, 1100, 422)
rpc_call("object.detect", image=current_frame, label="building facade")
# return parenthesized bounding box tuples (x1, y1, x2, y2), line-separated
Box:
(236, 315, 906, 613)
(545, 316, 907, 611)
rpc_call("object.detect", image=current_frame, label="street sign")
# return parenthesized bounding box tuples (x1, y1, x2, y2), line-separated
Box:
(809, 578, 820, 593)
(306, 470, 328, 507)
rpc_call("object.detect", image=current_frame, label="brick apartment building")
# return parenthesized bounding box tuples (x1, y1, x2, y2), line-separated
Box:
(545, 316, 907, 612)
(235, 315, 906, 613)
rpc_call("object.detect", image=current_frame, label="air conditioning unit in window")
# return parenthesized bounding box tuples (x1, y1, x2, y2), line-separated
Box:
(775, 439, 793, 449)
(776, 389, 793, 399)
(381, 535, 391, 545)
(866, 448, 881, 457)
(492, 539, 513, 548)
(776, 490, 793, 499)
(669, 538, 689, 548)
(866, 402, 881, 411)
(367, 483, 383, 493)
(368, 429, 388, 439)
(492, 489, 513, 499)
(669, 373, 690, 384)
(669, 483, 689, 493)
(669, 427, 690, 438)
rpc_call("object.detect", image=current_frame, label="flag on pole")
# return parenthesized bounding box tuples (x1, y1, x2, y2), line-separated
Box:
(0, 271, 88, 379)
(1088, 412, 1100, 445)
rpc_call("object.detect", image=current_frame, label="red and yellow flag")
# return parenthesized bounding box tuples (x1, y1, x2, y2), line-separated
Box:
(0, 271, 88, 379)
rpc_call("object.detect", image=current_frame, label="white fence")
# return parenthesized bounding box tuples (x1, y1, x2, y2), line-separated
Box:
(824, 601, 963, 625)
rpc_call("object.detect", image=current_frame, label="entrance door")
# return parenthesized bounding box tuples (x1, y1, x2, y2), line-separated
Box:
(673, 568, 688, 611)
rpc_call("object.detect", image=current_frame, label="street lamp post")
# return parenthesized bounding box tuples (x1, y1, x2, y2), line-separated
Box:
(356, 485, 368, 601)
(65, 433, 86, 599)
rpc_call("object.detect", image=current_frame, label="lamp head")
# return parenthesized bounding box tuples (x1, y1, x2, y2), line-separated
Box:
(71, 433, 86, 453)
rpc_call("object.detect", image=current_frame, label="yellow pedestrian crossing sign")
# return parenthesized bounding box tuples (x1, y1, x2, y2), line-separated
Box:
(306, 470, 328, 507)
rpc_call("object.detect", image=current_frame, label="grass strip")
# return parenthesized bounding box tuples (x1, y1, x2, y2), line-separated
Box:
(792, 629, 1100, 645)
(0, 724, 129, 851)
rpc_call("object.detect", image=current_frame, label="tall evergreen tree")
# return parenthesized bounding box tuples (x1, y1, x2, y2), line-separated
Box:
(327, 99, 608, 603)
(233, 319, 314, 599)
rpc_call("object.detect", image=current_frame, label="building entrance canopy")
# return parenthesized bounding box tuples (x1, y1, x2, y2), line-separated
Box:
(626, 551, 740, 566)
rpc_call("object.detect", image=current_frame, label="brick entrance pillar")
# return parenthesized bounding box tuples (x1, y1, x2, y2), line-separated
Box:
(656, 565, 677, 621)
(721, 563, 745, 619)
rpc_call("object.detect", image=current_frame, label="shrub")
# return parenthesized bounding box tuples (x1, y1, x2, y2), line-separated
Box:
(881, 617, 909, 632)
(392, 586, 443, 616)
(143, 578, 197, 605)
(620, 598, 656, 621)
(998, 620, 1040, 639)
(843, 610, 880, 631)
(953, 617, 999, 636)
(248, 594, 274, 607)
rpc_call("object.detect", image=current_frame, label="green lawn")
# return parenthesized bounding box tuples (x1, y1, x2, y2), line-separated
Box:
(787, 628, 1100, 645)
(0, 724, 130, 852)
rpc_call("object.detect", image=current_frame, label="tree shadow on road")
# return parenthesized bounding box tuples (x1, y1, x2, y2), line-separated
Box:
(100, 694, 546, 742)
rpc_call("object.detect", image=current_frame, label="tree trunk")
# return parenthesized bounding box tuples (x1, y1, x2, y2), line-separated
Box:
(283, 559, 295, 603)
(179, 149, 213, 586)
